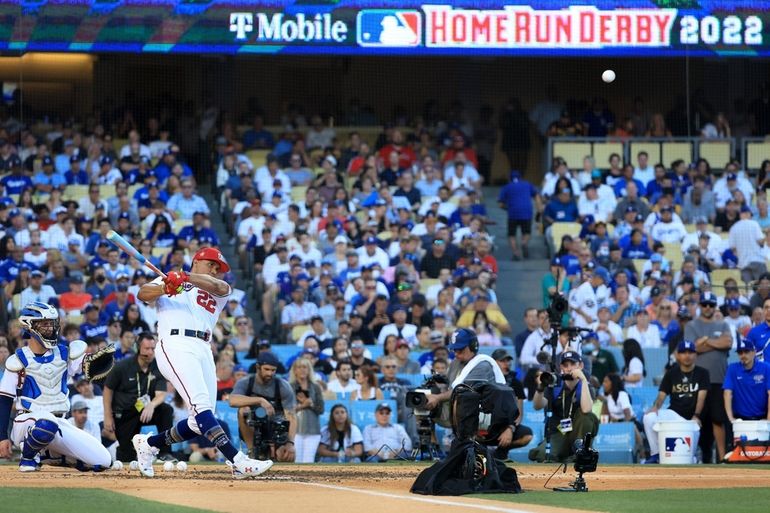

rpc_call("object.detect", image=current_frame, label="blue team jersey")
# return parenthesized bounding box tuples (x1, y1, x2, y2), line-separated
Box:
(746, 323, 770, 360)
(1, 175, 34, 194)
(723, 360, 770, 418)
(64, 169, 90, 185)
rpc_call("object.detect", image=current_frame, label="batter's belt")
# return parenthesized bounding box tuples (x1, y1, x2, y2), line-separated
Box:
(169, 329, 210, 342)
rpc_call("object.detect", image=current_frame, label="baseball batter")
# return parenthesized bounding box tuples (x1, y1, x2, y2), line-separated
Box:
(0, 302, 113, 471)
(133, 247, 272, 478)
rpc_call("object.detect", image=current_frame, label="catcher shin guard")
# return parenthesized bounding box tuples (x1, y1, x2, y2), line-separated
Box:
(22, 419, 59, 459)
(451, 384, 482, 444)
(195, 410, 238, 461)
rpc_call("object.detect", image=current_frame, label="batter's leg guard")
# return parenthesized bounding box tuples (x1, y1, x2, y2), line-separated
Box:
(21, 419, 59, 469)
(195, 410, 239, 461)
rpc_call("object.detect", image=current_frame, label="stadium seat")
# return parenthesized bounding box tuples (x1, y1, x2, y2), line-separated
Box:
(641, 347, 668, 386)
(349, 399, 397, 428)
(661, 242, 683, 272)
(290, 324, 310, 342)
(173, 218, 193, 232)
(661, 141, 693, 167)
(291, 185, 307, 203)
(151, 247, 172, 258)
(698, 140, 731, 169)
(627, 386, 668, 421)
(746, 141, 770, 170)
(419, 278, 440, 295)
(711, 268, 745, 288)
(63, 184, 89, 201)
(216, 400, 242, 448)
(629, 142, 661, 166)
(592, 141, 623, 169)
(632, 259, 647, 278)
(552, 142, 591, 170)
(549, 222, 581, 250)
(246, 149, 271, 169)
(593, 422, 636, 463)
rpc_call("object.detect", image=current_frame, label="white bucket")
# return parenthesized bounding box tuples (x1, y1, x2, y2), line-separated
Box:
(654, 421, 699, 465)
(733, 420, 770, 442)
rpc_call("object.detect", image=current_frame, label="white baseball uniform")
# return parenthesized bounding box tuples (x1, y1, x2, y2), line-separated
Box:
(150, 277, 230, 425)
(0, 342, 112, 469)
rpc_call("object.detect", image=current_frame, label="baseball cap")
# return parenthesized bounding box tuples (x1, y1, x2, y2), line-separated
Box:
(650, 285, 662, 297)
(741, 205, 753, 214)
(69, 275, 84, 284)
(99, 155, 113, 166)
(582, 214, 595, 226)
(396, 339, 410, 349)
(634, 213, 645, 223)
(30, 270, 44, 278)
(375, 402, 392, 413)
(677, 305, 693, 319)
(52, 206, 67, 216)
(736, 338, 755, 352)
(42, 156, 54, 166)
(83, 303, 98, 313)
(560, 351, 583, 364)
(694, 216, 708, 225)
(591, 169, 602, 179)
(365, 236, 378, 245)
(233, 364, 247, 373)
(69, 154, 80, 163)
(727, 173, 738, 181)
(625, 205, 638, 213)
(550, 256, 561, 266)
(116, 283, 129, 292)
(491, 349, 513, 361)
(650, 254, 663, 263)
(350, 340, 365, 349)
(71, 401, 89, 412)
(257, 352, 281, 368)
(677, 340, 697, 353)
(429, 330, 444, 344)
(593, 267, 610, 283)
(700, 291, 718, 306)
(334, 235, 348, 245)
(726, 298, 741, 310)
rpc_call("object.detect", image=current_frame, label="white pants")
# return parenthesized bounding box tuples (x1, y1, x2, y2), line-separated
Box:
(643, 409, 701, 456)
(156, 335, 217, 435)
(294, 434, 321, 463)
(12, 411, 111, 469)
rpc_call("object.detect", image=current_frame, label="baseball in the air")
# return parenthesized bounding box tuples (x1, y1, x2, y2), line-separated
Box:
(163, 461, 175, 472)
(602, 69, 616, 83)
(176, 461, 188, 471)
(111, 460, 124, 471)
(129, 460, 139, 471)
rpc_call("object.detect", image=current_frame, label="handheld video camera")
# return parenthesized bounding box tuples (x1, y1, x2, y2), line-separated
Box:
(405, 374, 448, 417)
(246, 406, 290, 460)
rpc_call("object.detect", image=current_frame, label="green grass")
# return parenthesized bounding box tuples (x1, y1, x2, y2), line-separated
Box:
(482, 487, 770, 513)
(0, 488, 217, 513)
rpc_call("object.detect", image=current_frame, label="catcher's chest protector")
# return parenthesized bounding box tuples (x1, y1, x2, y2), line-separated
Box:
(13, 345, 70, 413)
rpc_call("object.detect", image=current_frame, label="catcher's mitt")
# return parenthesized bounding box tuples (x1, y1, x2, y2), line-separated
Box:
(82, 344, 116, 382)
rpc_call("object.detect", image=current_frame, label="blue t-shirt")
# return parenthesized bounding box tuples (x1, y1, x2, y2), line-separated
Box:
(746, 323, 770, 359)
(64, 169, 90, 185)
(32, 171, 67, 189)
(80, 322, 108, 341)
(723, 360, 770, 418)
(1, 175, 34, 194)
(544, 199, 578, 223)
(499, 179, 538, 220)
(613, 178, 646, 198)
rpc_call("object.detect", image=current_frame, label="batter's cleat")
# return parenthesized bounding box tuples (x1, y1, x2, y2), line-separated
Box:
(19, 457, 40, 472)
(132, 433, 159, 477)
(642, 454, 659, 464)
(229, 452, 273, 479)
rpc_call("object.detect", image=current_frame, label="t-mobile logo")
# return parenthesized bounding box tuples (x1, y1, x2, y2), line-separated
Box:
(230, 13, 253, 40)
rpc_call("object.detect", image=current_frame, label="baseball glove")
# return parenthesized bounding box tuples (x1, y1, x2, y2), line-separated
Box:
(82, 344, 116, 382)
(163, 270, 189, 296)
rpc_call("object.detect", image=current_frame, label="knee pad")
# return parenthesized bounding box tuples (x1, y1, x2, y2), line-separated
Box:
(23, 418, 59, 458)
(27, 419, 59, 450)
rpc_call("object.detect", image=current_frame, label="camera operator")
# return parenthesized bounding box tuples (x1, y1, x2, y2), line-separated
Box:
(424, 328, 518, 452)
(229, 353, 297, 462)
(528, 351, 599, 463)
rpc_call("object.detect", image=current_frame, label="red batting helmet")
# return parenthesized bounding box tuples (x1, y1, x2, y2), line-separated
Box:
(192, 247, 230, 273)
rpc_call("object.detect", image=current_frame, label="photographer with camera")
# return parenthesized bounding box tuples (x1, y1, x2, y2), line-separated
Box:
(528, 351, 600, 463)
(229, 353, 297, 462)
(423, 328, 519, 452)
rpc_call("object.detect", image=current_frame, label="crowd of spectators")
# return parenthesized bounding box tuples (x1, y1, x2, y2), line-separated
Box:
(0, 101, 517, 464)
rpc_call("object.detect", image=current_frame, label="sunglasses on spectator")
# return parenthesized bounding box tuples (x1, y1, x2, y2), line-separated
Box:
(382, 365, 397, 369)
(700, 303, 716, 308)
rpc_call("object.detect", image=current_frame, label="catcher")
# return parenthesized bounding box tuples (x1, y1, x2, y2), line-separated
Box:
(0, 302, 115, 471)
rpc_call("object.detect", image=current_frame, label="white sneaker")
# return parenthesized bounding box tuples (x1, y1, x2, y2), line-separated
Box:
(229, 451, 273, 479)
(132, 433, 159, 478)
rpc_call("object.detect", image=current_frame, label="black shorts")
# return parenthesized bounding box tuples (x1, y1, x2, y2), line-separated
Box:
(508, 219, 532, 236)
(704, 384, 727, 424)
(513, 423, 533, 441)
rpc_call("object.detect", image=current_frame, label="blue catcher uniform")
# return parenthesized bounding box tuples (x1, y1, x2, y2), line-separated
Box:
(0, 302, 111, 472)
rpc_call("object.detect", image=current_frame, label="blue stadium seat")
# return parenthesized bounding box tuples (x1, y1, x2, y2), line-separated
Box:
(642, 347, 669, 385)
(593, 422, 635, 463)
(626, 386, 667, 421)
(140, 425, 157, 435)
(217, 400, 242, 448)
(349, 399, 397, 427)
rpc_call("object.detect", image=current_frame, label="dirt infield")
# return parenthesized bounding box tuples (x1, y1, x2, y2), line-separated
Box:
(3, 464, 770, 513)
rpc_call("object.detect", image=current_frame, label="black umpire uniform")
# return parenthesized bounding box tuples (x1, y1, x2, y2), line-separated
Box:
(104, 354, 174, 461)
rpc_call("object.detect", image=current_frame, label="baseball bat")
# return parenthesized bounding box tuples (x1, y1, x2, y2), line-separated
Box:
(106, 230, 167, 279)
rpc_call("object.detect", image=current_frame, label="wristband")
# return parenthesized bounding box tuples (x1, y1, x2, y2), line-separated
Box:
(536, 387, 545, 393)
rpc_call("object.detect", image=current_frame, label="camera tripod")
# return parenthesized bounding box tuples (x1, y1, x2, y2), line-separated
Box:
(553, 469, 589, 492)
(412, 414, 443, 461)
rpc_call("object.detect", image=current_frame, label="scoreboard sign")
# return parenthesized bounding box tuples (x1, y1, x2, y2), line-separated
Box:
(0, 1, 768, 55)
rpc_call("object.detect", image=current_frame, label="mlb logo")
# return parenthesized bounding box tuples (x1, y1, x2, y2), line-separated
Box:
(357, 10, 421, 47)
(664, 436, 691, 454)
